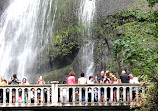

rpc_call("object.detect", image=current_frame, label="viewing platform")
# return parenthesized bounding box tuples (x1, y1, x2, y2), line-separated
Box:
(0, 82, 148, 110)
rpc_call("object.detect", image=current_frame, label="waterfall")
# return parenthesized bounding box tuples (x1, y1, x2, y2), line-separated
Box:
(0, 0, 57, 79)
(79, 0, 96, 78)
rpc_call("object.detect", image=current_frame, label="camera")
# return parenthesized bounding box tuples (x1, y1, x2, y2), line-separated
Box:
(11, 77, 16, 82)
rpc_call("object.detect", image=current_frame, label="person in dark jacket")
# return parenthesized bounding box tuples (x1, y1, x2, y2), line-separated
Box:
(120, 70, 130, 103)
(120, 70, 129, 83)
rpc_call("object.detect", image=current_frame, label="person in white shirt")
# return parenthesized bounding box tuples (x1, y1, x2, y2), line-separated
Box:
(87, 76, 94, 102)
(129, 74, 139, 101)
(78, 73, 87, 84)
(129, 74, 139, 84)
(78, 73, 87, 102)
(87, 76, 94, 84)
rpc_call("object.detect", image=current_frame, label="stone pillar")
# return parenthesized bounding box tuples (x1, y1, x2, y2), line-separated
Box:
(51, 81, 59, 106)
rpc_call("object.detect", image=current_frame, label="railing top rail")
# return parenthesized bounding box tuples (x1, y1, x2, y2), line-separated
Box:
(0, 83, 150, 88)
(0, 84, 51, 88)
(58, 83, 150, 87)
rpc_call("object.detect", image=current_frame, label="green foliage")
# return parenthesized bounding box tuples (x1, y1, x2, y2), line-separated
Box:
(49, 24, 83, 62)
(147, 0, 158, 6)
(112, 3, 158, 110)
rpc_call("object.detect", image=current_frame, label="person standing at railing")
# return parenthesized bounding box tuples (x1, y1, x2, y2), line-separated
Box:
(120, 70, 129, 83)
(30, 88, 35, 103)
(67, 72, 76, 102)
(0, 77, 7, 85)
(129, 74, 139, 101)
(22, 78, 29, 103)
(0, 77, 7, 103)
(120, 70, 130, 103)
(67, 72, 76, 85)
(98, 71, 105, 102)
(36, 76, 45, 104)
(8, 74, 21, 103)
(113, 77, 119, 102)
(78, 72, 87, 102)
(22, 78, 29, 85)
(87, 76, 95, 102)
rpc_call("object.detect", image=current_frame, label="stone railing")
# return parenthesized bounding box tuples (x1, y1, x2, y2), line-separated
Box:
(0, 82, 148, 107)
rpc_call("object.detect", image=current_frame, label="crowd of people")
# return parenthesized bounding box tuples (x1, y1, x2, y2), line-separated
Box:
(66, 70, 140, 103)
(0, 70, 140, 103)
(0, 74, 46, 104)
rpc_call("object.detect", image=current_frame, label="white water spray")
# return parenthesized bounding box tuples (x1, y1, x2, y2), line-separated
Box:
(79, 0, 96, 78)
(0, 0, 57, 79)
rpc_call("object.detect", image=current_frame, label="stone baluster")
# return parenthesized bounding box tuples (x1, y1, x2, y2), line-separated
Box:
(142, 86, 145, 97)
(15, 88, 18, 104)
(47, 88, 50, 104)
(72, 87, 75, 104)
(66, 87, 69, 103)
(136, 87, 139, 101)
(98, 87, 101, 102)
(79, 87, 82, 103)
(91, 87, 94, 103)
(35, 88, 37, 104)
(9, 89, 12, 104)
(117, 87, 120, 102)
(85, 87, 88, 103)
(123, 87, 126, 102)
(110, 87, 113, 102)
(104, 87, 107, 104)
(41, 88, 44, 104)
(3, 88, 6, 105)
(22, 88, 25, 104)
(59, 88, 63, 103)
(27, 88, 31, 104)
(130, 87, 133, 102)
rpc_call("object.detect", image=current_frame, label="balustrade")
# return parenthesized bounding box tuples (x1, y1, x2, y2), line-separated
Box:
(0, 83, 148, 107)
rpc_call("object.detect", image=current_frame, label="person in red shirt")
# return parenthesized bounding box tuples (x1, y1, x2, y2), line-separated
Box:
(67, 72, 76, 102)
(67, 72, 76, 84)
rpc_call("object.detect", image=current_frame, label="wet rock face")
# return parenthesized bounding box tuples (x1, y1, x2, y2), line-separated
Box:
(72, 0, 137, 77)
(0, 0, 10, 15)
(96, 0, 136, 18)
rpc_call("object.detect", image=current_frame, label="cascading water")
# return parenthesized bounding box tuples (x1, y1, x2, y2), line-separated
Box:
(79, 0, 96, 78)
(0, 0, 57, 79)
